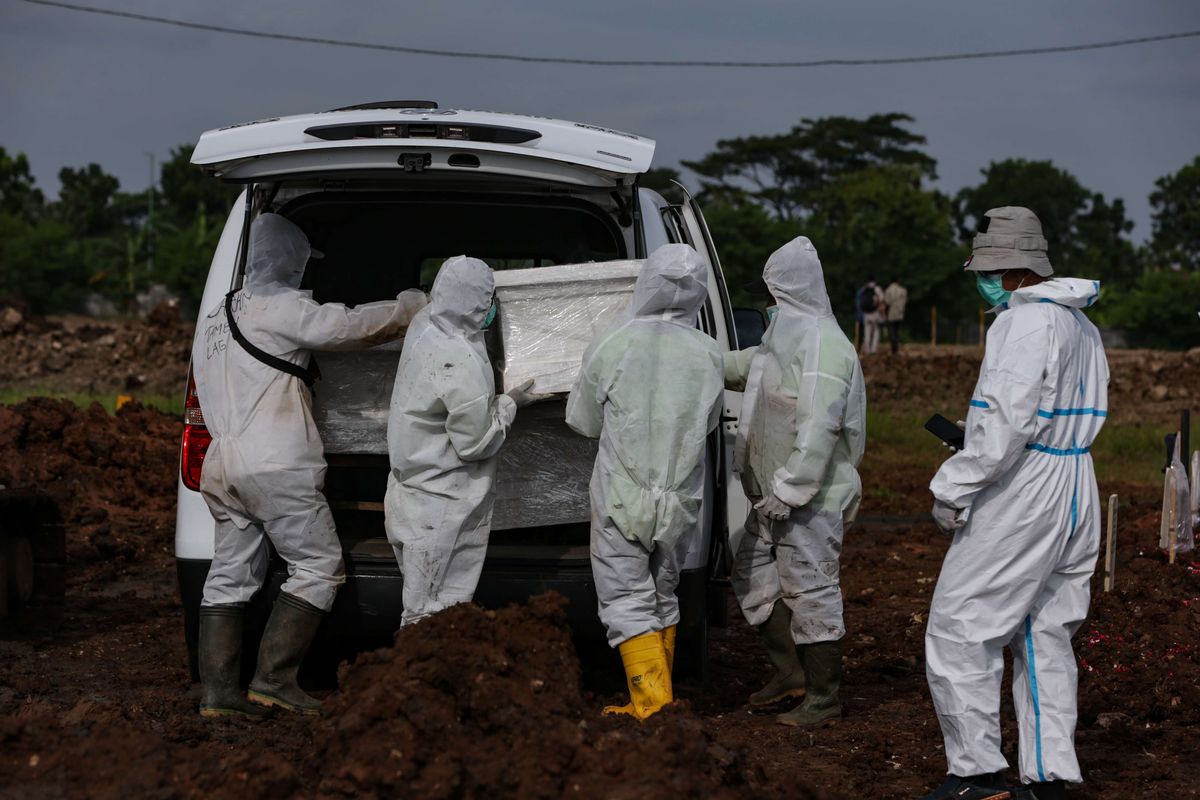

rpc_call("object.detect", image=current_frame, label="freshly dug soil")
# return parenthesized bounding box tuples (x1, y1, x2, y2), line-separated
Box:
(863, 346, 1200, 423)
(0, 593, 818, 799)
(0, 397, 181, 582)
(316, 593, 808, 799)
(0, 306, 192, 397)
(1, 347, 1196, 798)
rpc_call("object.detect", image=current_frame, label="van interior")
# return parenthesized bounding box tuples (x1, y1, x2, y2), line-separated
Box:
(251, 183, 636, 569)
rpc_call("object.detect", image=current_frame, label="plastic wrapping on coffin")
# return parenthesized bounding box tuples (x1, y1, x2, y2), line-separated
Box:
(312, 352, 596, 531)
(492, 260, 642, 394)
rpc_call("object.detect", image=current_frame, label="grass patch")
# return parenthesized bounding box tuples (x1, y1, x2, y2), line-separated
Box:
(0, 388, 183, 417)
(868, 409, 1167, 487)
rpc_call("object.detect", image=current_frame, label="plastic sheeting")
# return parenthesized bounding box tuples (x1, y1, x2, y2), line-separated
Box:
(493, 260, 643, 394)
(313, 349, 596, 531)
(311, 338, 404, 455)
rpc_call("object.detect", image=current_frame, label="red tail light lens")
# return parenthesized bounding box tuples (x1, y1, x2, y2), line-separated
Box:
(181, 369, 211, 491)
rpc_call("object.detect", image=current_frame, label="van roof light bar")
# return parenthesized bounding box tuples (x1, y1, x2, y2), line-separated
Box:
(328, 100, 439, 112)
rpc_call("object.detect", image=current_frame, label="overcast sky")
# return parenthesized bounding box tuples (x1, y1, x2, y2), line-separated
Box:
(2, 0, 1198, 240)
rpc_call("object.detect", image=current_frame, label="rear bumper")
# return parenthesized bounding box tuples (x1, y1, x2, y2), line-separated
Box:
(177, 553, 711, 682)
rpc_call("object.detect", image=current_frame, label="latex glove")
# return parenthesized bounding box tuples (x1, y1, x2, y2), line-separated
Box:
(943, 420, 966, 454)
(504, 379, 554, 409)
(754, 493, 793, 521)
(931, 499, 965, 534)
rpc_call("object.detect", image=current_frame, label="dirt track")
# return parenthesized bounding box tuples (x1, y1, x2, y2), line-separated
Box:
(1, 338, 1198, 797)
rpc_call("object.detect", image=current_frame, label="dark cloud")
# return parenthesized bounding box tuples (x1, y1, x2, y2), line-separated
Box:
(2, 0, 1197, 238)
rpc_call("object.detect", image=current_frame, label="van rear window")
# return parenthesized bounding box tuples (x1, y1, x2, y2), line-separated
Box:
(277, 192, 624, 307)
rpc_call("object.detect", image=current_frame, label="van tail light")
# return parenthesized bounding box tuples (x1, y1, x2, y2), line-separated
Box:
(181, 368, 212, 491)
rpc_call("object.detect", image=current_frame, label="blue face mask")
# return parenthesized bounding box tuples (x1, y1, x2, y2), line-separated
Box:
(976, 274, 1011, 308)
(482, 300, 497, 329)
(765, 305, 779, 322)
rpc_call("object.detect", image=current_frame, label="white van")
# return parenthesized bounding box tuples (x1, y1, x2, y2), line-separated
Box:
(175, 101, 755, 679)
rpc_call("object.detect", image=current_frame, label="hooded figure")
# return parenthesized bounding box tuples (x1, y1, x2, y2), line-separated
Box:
(566, 243, 724, 720)
(192, 213, 427, 719)
(921, 208, 1108, 800)
(725, 236, 866, 728)
(385, 256, 542, 627)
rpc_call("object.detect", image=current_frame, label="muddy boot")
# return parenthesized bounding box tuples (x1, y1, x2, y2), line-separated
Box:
(663, 624, 677, 674)
(748, 603, 805, 706)
(603, 630, 672, 720)
(247, 592, 325, 715)
(919, 773, 1011, 800)
(777, 639, 841, 727)
(198, 604, 268, 720)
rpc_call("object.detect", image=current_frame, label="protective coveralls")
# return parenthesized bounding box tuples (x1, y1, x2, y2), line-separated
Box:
(193, 212, 426, 717)
(725, 236, 866, 726)
(566, 243, 724, 719)
(384, 256, 520, 626)
(195, 213, 426, 610)
(926, 277, 1107, 786)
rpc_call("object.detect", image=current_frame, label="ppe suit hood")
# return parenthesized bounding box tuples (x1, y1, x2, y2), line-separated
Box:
(429, 256, 495, 335)
(762, 237, 833, 318)
(245, 213, 318, 295)
(1009, 277, 1100, 309)
(629, 244, 708, 323)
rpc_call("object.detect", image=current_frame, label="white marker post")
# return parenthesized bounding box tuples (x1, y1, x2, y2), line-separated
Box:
(1104, 494, 1118, 593)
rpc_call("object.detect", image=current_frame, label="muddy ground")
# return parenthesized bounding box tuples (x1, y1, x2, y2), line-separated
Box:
(0, 336, 1197, 798)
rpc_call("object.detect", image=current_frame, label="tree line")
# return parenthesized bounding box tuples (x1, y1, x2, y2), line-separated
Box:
(1, 114, 1197, 348)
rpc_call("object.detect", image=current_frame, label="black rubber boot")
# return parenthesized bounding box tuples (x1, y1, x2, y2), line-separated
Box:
(247, 592, 325, 715)
(748, 603, 805, 706)
(198, 604, 269, 720)
(919, 773, 1011, 800)
(1011, 780, 1067, 800)
(777, 639, 841, 727)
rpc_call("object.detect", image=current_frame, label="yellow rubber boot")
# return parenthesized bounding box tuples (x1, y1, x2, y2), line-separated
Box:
(603, 630, 672, 720)
(663, 624, 677, 674)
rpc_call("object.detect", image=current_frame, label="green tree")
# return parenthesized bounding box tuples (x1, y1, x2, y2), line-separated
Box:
(0, 148, 45, 222)
(1148, 155, 1200, 271)
(700, 199, 800, 307)
(955, 159, 1137, 285)
(1101, 269, 1200, 350)
(159, 144, 239, 228)
(53, 163, 122, 237)
(683, 113, 936, 220)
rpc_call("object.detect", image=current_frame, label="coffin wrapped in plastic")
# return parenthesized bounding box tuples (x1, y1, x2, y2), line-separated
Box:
(493, 260, 642, 394)
(313, 352, 596, 532)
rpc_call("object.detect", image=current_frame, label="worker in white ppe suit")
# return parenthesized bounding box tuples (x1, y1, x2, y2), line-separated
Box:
(385, 256, 545, 627)
(921, 207, 1108, 800)
(193, 213, 427, 719)
(565, 244, 724, 720)
(725, 236, 866, 728)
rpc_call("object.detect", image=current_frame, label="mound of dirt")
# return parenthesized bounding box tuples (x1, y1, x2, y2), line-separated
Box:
(863, 346, 1200, 423)
(0, 593, 820, 799)
(0, 397, 180, 579)
(0, 308, 192, 397)
(317, 593, 807, 800)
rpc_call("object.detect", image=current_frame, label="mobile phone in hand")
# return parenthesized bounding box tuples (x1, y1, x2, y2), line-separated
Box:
(925, 414, 966, 450)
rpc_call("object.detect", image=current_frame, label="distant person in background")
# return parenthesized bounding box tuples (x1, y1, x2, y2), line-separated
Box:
(883, 278, 908, 355)
(857, 278, 885, 355)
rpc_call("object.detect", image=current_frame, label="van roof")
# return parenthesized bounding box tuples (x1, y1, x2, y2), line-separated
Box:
(191, 106, 656, 186)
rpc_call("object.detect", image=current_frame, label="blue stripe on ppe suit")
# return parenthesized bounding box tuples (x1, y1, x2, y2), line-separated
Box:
(926, 277, 1109, 785)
